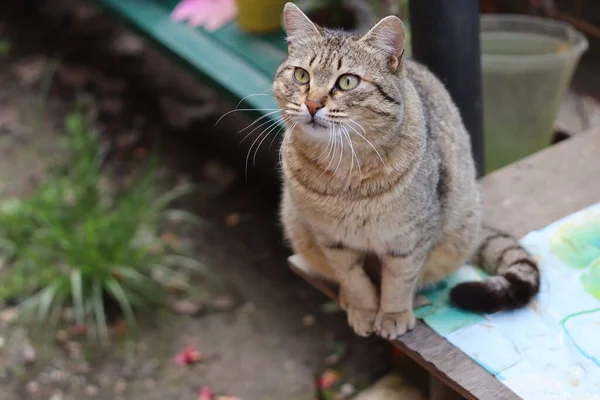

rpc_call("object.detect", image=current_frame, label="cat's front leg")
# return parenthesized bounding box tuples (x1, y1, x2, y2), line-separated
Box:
(322, 246, 379, 337)
(376, 251, 427, 340)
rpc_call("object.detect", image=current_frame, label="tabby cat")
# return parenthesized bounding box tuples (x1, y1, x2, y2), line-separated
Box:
(274, 3, 539, 339)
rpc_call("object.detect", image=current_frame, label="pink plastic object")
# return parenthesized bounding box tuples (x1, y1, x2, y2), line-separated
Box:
(170, 0, 238, 31)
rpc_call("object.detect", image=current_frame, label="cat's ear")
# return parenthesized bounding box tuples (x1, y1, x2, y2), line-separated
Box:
(361, 16, 406, 71)
(283, 2, 321, 45)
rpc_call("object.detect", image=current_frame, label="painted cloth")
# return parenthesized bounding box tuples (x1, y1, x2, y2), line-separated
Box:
(416, 202, 600, 400)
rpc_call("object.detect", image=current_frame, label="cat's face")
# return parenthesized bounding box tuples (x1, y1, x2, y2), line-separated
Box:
(273, 3, 406, 142)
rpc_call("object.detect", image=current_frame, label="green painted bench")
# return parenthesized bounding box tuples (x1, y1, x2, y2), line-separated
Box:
(91, 0, 285, 118)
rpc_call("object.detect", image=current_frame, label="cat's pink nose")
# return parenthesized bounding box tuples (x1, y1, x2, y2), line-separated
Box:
(305, 100, 324, 116)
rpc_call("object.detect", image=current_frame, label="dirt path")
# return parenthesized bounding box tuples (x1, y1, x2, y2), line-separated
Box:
(0, 2, 392, 399)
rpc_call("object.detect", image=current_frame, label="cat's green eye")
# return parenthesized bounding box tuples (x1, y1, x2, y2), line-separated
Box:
(293, 68, 310, 84)
(337, 74, 360, 91)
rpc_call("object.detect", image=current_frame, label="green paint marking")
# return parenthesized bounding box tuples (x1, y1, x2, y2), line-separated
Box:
(560, 308, 600, 366)
(549, 211, 600, 269)
(423, 305, 484, 336)
(581, 258, 600, 300)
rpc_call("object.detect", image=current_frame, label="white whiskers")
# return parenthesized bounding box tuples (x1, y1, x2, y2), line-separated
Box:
(244, 114, 292, 179)
(346, 118, 385, 165)
(235, 88, 273, 109)
(340, 123, 362, 188)
(215, 107, 283, 126)
(330, 124, 345, 183)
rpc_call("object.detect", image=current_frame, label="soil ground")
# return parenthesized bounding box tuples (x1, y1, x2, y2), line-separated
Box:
(0, 2, 393, 399)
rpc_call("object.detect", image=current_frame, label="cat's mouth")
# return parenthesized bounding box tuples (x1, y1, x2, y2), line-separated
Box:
(307, 119, 328, 129)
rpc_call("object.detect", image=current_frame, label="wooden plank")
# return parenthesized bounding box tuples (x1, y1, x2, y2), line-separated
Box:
(211, 24, 286, 77)
(91, 0, 280, 113)
(156, 0, 286, 77)
(480, 127, 600, 238)
(289, 256, 520, 400)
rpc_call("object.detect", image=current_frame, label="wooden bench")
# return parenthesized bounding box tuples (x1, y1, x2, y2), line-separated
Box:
(290, 127, 600, 399)
(91, 0, 285, 119)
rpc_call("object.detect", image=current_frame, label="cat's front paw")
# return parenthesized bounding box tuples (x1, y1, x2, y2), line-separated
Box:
(374, 310, 416, 340)
(346, 306, 377, 337)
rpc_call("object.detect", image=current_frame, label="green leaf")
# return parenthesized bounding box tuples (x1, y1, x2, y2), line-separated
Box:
(70, 269, 85, 325)
(163, 209, 204, 226)
(37, 281, 60, 322)
(153, 184, 195, 211)
(105, 278, 137, 336)
(93, 281, 108, 342)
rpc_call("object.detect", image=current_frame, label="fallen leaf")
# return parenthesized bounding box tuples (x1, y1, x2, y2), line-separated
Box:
(171, 299, 204, 315)
(174, 345, 204, 366)
(0, 106, 20, 131)
(69, 325, 88, 337)
(319, 369, 340, 390)
(225, 213, 240, 227)
(324, 353, 341, 366)
(13, 56, 47, 85)
(161, 232, 181, 250)
(134, 147, 148, 160)
(113, 32, 145, 55)
(198, 386, 214, 400)
(0, 307, 19, 325)
(55, 330, 68, 342)
(339, 383, 355, 398)
(115, 131, 141, 150)
(212, 295, 235, 311)
(22, 343, 36, 363)
(57, 64, 91, 89)
(302, 314, 316, 327)
(111, 320, 129, 336)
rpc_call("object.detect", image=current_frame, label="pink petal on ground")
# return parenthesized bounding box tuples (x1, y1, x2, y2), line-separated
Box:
(318, 369, 341, 390)
(174, 345, 204, 366)
(199, 386, 215, 400)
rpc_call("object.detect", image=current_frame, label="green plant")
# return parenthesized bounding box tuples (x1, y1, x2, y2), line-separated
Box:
(0, 107, 203, 342)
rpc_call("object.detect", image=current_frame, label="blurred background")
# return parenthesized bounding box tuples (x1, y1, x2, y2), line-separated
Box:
(0, 1, 598, 399)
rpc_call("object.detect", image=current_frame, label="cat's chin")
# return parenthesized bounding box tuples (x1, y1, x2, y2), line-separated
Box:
(297, 121, 332, 142)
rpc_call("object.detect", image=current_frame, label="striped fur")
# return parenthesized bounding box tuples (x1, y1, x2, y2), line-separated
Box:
(275, 3, 539, 339)
(450, 226, 540, 313)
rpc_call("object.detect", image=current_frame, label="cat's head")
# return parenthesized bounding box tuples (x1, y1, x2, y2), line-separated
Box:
(273, 2, 406, 142)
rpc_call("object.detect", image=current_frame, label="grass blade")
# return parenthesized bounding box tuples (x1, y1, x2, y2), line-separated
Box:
(93, 281, 108, 342)
(153, 184, 195, 211)
(105, 278, 138, 337)
(37, 281, 59, 322)
(70, 269, 85, 325)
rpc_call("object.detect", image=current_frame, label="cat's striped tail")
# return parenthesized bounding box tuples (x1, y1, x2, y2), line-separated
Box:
(449, 225, 540, 313)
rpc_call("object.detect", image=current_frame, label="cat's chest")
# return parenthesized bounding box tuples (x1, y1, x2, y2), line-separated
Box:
(302, 195, 409, 252)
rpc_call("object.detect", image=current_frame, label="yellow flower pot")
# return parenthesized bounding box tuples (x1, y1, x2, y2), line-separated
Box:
(235, 0, 287, 34)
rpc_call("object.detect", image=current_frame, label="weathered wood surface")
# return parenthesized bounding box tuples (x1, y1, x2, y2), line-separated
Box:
(481, 127, 600, 238)
(290, 127, 600, 400)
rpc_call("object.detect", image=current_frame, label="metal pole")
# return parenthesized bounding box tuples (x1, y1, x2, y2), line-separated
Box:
(409, 0, 485, 177)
